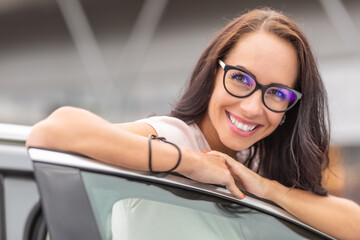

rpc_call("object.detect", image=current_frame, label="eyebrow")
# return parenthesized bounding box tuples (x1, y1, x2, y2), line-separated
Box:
(235, 64, 258, 80)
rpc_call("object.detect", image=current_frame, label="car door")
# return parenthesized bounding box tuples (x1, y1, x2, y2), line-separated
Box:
(29, 148, 335, 240)
(0, 124, 48, 240)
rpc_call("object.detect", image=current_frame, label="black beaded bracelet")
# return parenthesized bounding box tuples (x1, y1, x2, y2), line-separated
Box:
(148, 134, 182, 176)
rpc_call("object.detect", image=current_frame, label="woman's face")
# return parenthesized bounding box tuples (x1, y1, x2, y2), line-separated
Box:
(201, 31, 299, 153)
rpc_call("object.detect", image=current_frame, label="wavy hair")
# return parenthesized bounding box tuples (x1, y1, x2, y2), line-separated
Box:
(171, 8, 330, 195)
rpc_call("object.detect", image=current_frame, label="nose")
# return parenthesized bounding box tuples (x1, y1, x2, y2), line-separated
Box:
(237, 89, 264, 117)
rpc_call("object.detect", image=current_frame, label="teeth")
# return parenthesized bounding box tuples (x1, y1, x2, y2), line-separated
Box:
(229, 114, 256, 132)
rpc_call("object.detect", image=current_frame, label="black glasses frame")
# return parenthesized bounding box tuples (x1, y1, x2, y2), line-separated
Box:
(218, 60, 302, 113)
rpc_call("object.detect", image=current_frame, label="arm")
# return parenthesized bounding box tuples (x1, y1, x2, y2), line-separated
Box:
(207, 150, 360, 240)
(269, 181, 360, 240)
(26, 106, 244, 198)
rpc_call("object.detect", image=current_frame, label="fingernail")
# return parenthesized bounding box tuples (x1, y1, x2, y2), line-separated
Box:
(203, 150, 211, 153)
(243, 193, 246, 199)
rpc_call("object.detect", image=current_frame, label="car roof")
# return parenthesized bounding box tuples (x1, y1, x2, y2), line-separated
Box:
(0, 123, 33, 173)
(0, 123, 32, 142)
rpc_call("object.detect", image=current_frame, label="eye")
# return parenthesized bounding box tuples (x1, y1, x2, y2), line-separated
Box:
(267, 88, 288, 101)
(230, 72, 252, 87)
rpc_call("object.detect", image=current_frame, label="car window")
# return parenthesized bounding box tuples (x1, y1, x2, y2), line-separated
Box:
(81, 171, 326, 240)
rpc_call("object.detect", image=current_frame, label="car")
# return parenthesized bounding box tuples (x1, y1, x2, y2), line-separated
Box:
(0, 123, 47, 240)
(1, 123, 336, 239)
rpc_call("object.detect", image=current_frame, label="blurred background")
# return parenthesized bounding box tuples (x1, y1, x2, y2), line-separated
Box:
(0, 0, 359, 203)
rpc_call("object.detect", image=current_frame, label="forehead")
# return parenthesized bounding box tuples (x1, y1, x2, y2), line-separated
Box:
(225, 31, 299, 88)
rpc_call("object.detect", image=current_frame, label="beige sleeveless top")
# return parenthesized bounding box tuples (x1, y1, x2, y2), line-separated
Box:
(138, 116, 211, 151)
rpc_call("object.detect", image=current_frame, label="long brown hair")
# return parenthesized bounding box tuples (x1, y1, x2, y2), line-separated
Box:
(171, 8, 330, 195)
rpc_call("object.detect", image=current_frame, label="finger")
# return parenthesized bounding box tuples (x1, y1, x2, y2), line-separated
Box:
(225, 157, 246, 175)
(226, 178, 246, 199)
(234, 179, 246, 191)
(204, 150, 225, 157)
(224, 155, 241, 167)
(206, 151, 240, 167)
(205, 150, 246, 178)
(206, 151, 234, 165)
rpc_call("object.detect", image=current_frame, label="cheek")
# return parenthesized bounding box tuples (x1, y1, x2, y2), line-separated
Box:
(208, 75, 226, 111)
(211, 71, 237, 105)
(208, 85, 235, 117)
(208, 91, 223, 122)
(267, 112, 284, 128)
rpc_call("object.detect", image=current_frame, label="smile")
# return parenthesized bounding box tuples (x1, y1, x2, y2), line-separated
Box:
(229, 114, 257, 132)
(225, 111, 260, 136)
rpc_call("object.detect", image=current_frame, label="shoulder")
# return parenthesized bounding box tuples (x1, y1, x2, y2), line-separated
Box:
(114, 116, 190, 138)
(137, 116, 191, 139)
(137, 116, 210, 151)
(138, 116, 188, 131)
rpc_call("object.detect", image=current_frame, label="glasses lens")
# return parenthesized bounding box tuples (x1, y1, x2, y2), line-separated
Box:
(264, 87, 297, 111)
(224, 69, 256, 96)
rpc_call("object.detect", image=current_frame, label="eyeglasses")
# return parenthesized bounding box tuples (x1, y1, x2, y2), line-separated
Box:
(218, 60, 302, 113)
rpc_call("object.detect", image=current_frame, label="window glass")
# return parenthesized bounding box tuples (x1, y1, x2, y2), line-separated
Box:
(81, 172, 325, 240)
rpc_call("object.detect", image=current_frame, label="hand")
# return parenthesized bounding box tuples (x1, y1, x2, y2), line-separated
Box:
(206, 150, 272, 199)
(177, 148, 245, 199)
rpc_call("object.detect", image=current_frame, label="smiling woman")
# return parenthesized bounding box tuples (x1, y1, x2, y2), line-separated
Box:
(26, 7, 360, 240)
(171, 10, 327, 195)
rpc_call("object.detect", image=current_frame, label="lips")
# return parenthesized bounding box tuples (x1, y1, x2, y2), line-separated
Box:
(226, 111, 262, 136)
(229, 114, 257, 131)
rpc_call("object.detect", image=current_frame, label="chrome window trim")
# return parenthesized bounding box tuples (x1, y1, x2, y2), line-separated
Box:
(0, 123, 32, 142)
(28, 148, 335, 239)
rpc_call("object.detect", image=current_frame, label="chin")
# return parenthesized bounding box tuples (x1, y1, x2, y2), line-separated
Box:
(222, 136, 254, 152)
(232, 144, 253, 152)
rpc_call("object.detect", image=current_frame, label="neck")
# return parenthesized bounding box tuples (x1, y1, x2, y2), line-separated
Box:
(198, 114, 237, 158)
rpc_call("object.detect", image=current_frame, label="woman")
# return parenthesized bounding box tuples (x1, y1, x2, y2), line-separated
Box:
(27, 8, 360, 239)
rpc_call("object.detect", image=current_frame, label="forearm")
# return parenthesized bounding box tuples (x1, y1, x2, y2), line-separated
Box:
(26, 107, 186, 173)
(76, 127, 183, 172)
(267, 180, 360, 239)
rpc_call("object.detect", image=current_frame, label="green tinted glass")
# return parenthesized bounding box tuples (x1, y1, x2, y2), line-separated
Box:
(81, 171, 326, 240)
